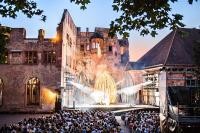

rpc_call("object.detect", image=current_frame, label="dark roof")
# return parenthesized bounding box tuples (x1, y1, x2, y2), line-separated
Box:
(118, 39, 129, 46)
(137, 28, 200, 68)
(90, 32, 104, 40)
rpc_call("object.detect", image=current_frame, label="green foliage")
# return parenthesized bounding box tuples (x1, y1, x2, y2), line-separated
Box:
(70, 0, 91, 10)
(0, 0, 46, 63)
(0, 26, 10, 64)
(0, 0, 198, 38)
(0, 0, 46, 21)
(71, 0, 198, 38)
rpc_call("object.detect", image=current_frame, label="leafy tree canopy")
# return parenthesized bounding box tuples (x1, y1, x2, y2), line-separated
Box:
(0, 0, 198, 38)
(0, 0, 46, 63)
(0, 0, 199, 73)
(70, 0, 198, 38)
(0, 0, 46, 21)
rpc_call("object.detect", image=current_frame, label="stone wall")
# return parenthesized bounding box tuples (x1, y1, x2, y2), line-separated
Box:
(75, 27, 126, 82)
(9, 28, 26, 43)
(0, 28, 62, 112)
(0, 65, 60, 112)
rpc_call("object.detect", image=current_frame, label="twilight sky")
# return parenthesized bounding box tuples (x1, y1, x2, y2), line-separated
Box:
(1, 0, 200, 61)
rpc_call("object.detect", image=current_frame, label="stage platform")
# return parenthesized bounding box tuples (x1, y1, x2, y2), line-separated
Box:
(112, 105, 159, 115)
(63, 104, 159, 113)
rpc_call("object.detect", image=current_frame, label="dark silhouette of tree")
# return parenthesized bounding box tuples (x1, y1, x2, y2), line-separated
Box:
(0, 0, 199, 62)
(0, 0, 46, 63)
(70, 0, 198, 38)
(0, 0, 45, 21)
(0, 0, 198, 37)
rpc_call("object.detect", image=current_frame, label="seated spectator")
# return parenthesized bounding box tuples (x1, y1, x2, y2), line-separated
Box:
(121, 110, 160, 133)
(0, 110, 122, 133)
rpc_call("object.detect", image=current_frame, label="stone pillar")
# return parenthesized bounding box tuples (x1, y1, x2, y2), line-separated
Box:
(38, 29, 45, 42)
(77, 27, 81, 36)
(86, 27, 89, 36)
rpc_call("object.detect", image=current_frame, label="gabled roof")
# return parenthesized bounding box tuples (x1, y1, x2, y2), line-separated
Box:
(137, 28, 200, 68)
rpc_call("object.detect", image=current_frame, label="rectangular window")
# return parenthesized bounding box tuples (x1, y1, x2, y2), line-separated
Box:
(108, 46, 112, 52)
(86, 45, 90, 51)
(12, 52, 21, 57)
(191, 80, 196, 86)
(198, 80, 200, 87)
(70, 40, 72, 46)
(178, 68, 184, 71)
(115, 52, 117, 57)
(80, 45, 84, 51)
(25, 51, 38, 64)
(66, 34, 69, 41)
(43, 51, 56, 64)
(66, 56, 70, 66)
(172, 68, 178, 71)
(92, 43, 96, 49)
(186, 79, 197, 87)
(186, 80, 191, 86)
(95, 43, 98, 48)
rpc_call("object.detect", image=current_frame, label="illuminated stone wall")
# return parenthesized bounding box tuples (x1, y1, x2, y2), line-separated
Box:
(57, 9, 77, 88)
(76, 27, 128, 83)
(0, 9, 131, 110)
(0, 65, 60, 112)
(0, 28, 61, 112)
(75, 27, 130, 104)
(57, 9, 77, 108)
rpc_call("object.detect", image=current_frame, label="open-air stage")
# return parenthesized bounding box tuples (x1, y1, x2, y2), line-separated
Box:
(63, 104, 159, 115)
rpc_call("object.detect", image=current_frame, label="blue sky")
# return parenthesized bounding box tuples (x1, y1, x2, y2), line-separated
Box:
(1, 0, 200, 61)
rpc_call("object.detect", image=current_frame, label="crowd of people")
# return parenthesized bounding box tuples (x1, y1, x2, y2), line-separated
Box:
(121, 110, 160, 133)
(0, 110, 121, 133)
(0, 109, 161, 133)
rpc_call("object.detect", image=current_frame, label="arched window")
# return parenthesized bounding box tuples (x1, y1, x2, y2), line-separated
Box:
(0, 78, 3, 106)
(86, 44, 90, 51)
(108, 45, 112, 52)
(26, 77, 40, 105)
(96, 42, 99, 48)
(92, 42, 96, 49)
